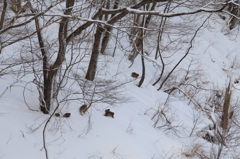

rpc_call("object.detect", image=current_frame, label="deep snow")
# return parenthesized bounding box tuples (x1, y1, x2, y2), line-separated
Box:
(1, 4, 240, 159)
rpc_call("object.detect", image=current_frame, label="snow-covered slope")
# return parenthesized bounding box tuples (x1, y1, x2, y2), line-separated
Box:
(1, 6, 240, 159)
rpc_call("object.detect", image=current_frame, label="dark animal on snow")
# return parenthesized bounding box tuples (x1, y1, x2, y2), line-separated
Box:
(104, 109, 114, 118)
(63, 113, 71, 118)
(55, 113, 60, 117)
(234, 80, 239, 84)
(79, 105, 88, 115)
(131, 72, 139, 78)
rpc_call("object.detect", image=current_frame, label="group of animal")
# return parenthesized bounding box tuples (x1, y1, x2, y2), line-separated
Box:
(53, 72, 137, 118)
(55, 112, 70, 118)
(79, 105, 114, 118)
(54, 105, 114, 118)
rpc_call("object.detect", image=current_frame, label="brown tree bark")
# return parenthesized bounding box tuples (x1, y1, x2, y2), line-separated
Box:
(86, 1, 161, 81)
(36, 0, 75, 114)
(228, 2, 240, 30)
(29, 3, 51, 114)
(100, 0, 120, 54)
(85, 24, 104, 81)
(0, 0, 8, 30)
(137, 5, 146, 87)
(128, 2, 156, 62)
(221, 83, 231, 131)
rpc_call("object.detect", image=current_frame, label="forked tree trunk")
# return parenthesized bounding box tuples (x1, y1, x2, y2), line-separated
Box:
(86, 0, 157, 80)
(36, 0, 75, 114)
(31, 4, 51, 113)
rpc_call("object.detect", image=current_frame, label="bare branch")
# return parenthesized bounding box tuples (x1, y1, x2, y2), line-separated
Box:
(0, 3, 59, 35)
(101, 3, 227, 17)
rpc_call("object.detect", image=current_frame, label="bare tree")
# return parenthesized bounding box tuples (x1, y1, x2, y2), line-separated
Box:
(0, 0, 232, 115)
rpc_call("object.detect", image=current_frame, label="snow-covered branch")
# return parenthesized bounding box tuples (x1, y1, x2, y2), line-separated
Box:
(101, 3, 227, 17)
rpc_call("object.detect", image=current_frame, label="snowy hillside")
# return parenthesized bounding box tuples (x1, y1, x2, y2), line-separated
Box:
(1, 1, 240, 159)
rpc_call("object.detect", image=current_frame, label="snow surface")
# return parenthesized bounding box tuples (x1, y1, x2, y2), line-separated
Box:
(1, 3, 240, 159)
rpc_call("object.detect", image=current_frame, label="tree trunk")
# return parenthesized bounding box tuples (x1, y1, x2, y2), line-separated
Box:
(128, 14, 141, 63)
(228, 2, 240, 30)
(152, 1, 171, 85)
(37, 0, 75, 113)
(221, 83, 231, 131)
(100, 0, 120, 54)
(85, 24, 104, 81)
(128, 2, 156, 62)
(31, 4, 50, 113)
(154, 1, 171, 59)
(40, 71, 55, 114)
(137, 6, 146, 87)
(0, 0, 8, 30)
(152, 45, 165, 86)
(104, 0, 110, 21)
(137, 51, 145, 87)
